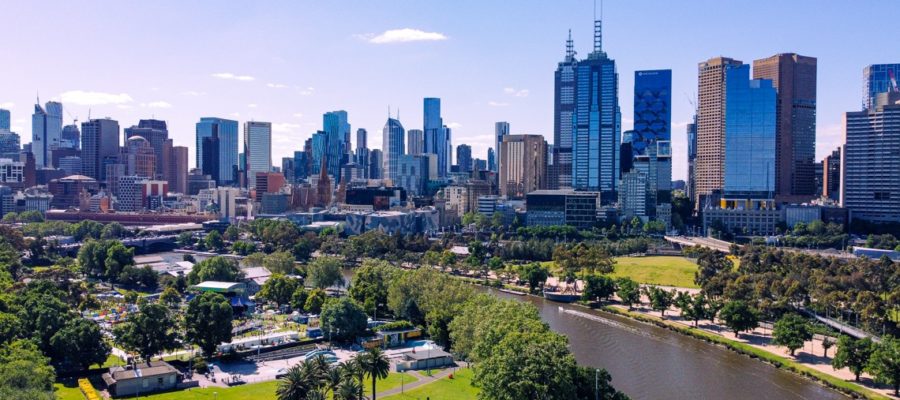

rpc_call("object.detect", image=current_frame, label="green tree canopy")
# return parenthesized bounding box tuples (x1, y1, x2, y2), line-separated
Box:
(49, 318, 110, 370)
(833, 336, 874, 382)
(187, 256, 244, 285)
(772, 313, 812, 356)
(348, 260, 395, 316)
(185, 292, 233, 357)
(259, 274, 301, 307)
(307, 257, 344, 289)
(719, 301, 759, 338)
(114, 303, 180, 361)
(615, 277, 641, 309)
(0, 340, 56, 400)
(320, 297, 368, 342)
(867, 336, 900, 396)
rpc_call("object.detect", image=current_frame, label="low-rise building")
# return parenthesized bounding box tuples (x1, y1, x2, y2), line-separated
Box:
(525, 190, 599, 229)
(102, 361, 181, 398)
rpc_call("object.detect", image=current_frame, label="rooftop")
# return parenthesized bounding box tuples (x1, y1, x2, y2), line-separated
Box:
(192, 281, 244, 291)
(107, 361, 178, 381)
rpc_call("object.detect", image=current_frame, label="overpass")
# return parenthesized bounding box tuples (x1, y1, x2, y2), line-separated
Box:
(665, 236, 737, 253)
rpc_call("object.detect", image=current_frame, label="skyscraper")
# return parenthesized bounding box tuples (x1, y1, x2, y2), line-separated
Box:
(243, 121, 272, 188)
(487, 148, 496, 173)
(196, 117, 238, 185)
(500, 134, 547, 199)
(494, 121, 510, 173)
(822, 147, 841, 202)
(632, 69, 673, 218)
(170, 146, 188, 194)
(753, 53, 817, 202)
(695, 56, 743, 209)
(722, 64, 776, 203)
(123, 136, 156, 178)
(369, 149, 383, 180)
(125, 119, 169, 179)
(685, 117, 697, 201)
(456, 144, 472, 172)
(863, 64, 900, 110)
(423, 98, 448, 177)
(382, 117, 405, 184)
(407, 129, 424, 155)
(572, 20, 620, 202)
(32, 100, 63, 167)
(841, 92, 900, 223)
(355, 128, 369, 179)
(553, 30, 577, 189)
(81, 118, 120, 181)
(323, 111, 350, 183)
(0, 109, 10, 130)
(61, 124, 80, 150)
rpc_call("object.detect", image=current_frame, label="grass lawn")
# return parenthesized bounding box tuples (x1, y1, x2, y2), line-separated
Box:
(609, 256, 699, 288)
(365, 372, 419, 395)
(54, 383, 85, 400)
(382, 368, 479, 399)
(542, 256, 700, 288)
(91, 353, 125, 369)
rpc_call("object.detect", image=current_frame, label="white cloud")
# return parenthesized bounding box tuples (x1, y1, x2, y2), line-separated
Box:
(0, 102, 14, 109)
(293, 113, 304, 119)
(488, 101, 509, 107)
(357, 28, 448, 44)
(211, 72, 256, 81)
(247, 104, 258, 108)
(60, 90, 133, 106)
(230, 112, 241, 117)
(299, 87, 315, 96)
(181, 91, 206, 96)
(272, 123, 302, 133)
(503, 87, 529, 97)
(143, 101, 172, 109)
(446, 122, 463, 129)
(266, 83, 288, 89)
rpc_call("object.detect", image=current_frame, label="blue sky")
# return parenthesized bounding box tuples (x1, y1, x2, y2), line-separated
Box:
(0, 1, 888, 180)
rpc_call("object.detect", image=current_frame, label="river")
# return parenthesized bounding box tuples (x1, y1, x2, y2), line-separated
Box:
(487, 288, 847, 400)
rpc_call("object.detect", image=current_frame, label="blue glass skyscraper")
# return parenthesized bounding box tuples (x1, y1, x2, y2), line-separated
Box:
(723, 64, 776, 203)
(322, 110, 350, 182)
(0, 109, 9, 131)
(382, 117, 405, 183)
(553, 31, 577, 189)
(32, 100, 63, 167)
(632, 70, 671, 156)
(863, 64, 900, 110)
(571, 20, 620, 202)
(196, 117, 238, 185)
(423, 98, 448, 178)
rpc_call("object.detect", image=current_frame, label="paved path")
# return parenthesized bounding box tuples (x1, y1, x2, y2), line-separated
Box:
(377, 363, 467, 398)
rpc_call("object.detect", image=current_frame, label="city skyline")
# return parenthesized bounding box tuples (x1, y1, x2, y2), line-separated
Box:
(0, 1, 891, 181)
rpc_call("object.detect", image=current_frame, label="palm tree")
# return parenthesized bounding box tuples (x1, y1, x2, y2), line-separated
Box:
(323, 366, 344, 395)
(341, 358, 366, 400)
(361, 347, 391, 400)
(333, 378, 363, 400)
(276, 362, 318, 400)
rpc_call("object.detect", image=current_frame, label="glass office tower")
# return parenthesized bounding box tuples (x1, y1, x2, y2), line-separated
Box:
(723, 65, 776, 205)
(863, 64, 900, 110)
(196, 117, 238, 185)
(423, 98, 447, 178)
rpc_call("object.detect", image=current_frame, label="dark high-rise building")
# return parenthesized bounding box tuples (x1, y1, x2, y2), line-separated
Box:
(81, 118, 120, 182)
(61, 124, 80, 150)
(632, 70, 673, 220)
(355, 128, 369, 178)
(0, 109, 9, 130)
(407, 129, 424, 156)
(196, 117, 238, 185)
(822, 147, 841, 201)
(169, 146, 188, 194)
(695, 56, 743, 209)
(572, 20, 620, 202)
(553, 31, 577, 190)
(369, 149, 383, 180)
(456, 144, 472, 172)
(753, 53, 817, 202)
(293, 150, 309, 182)
(863, 64, 900, 110)
(125, 119, 169, 180)
(487, 148, 496, 173)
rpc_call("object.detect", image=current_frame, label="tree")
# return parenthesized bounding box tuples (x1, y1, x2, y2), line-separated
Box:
(104, 241, 135, 280)
(518, 263, 549, 294)
(305, 288, 327, 314)
(320, 297, 368, 342)
(647, 286, 675, 317)
(680, 292, 709, 327)
(16, 287, 69, 352)
(258, 274, 300, 307)
(204, 230, 225, 252)
(114, 303, 179, 361)
(719, 301, 758, 338)
(277, 360, 322, 400)
(583, 275, 616, 303)
(822, 337, 835, 358)
(476, 331, 579, 400)
(867, 336, 900, 396)
(223, 224, 241, 241)
(0, 340, 56, 400)
(158, 286, 182, 308)
(833, 336, 874, 382)
(176, 232, 195, 247)
(772, 313, 812, 356)
(187, 256, 243, 284)
(360, 347, 390, 400)
(615, 277, 641, 309)
(291, 287, 310, 312)
(49, 318, 110, 370)
(0, 313, 21, 344)
(117, 265, 158, 289)
(265, 251, 298, 275)
(348, 260, 394, 316)
(185, 292, 233, 357)
(100, 222, 127, 239)
(307, 257, 344, 289)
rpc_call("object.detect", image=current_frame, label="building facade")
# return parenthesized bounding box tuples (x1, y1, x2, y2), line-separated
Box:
(822, 147, 841, 202)
(499, 134, 547, 199)
(456, 144, 472, 173)
(382, 117, 405, 184)
(31, 101, 63, 167)
(407, 129, 424, 156)
(124, 119, 169, 180)
(243, 121, 272, 188)
(81, 118, 121, 182)
(695, 56, 743, 209)
(863, 64, 900, 110)
(753, 53, 817, 202)
(196, 117, 238, 185)
(423, 98, 448, 178)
